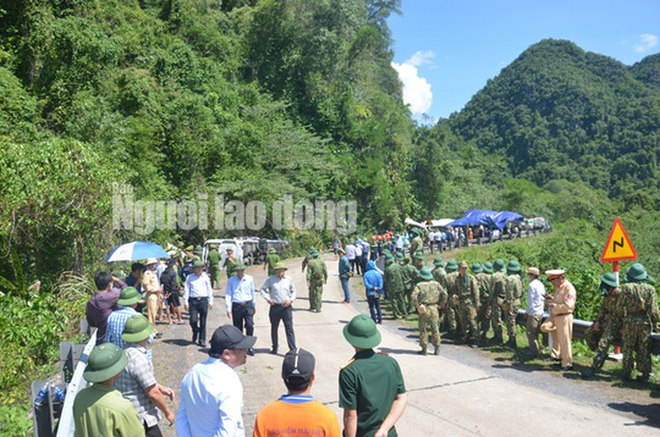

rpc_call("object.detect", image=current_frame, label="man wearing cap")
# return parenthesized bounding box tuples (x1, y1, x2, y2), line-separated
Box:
(207, 244, 221, 289)
(306, 249, 328, 313)
(339, 315, 407, 437)
(412, 268, 448, 355)
(489, 259, 507, 344)
(542, 269, 577, 371)
(409, 228, 423, 259)
(225, 262, 256, 355)
(502, 260, 523, 348)
(142, 258, 162, 330)
(86, 272, 121, 344)
(582, 273, 621, 378)
(400, 255, 419, 314)
(263, 248, 280, 276)
(117, 315, 175, 436)
(260, 262, 297, 354)
(223, 248, 238, 279)
(385, 255, 406, 319)
(474, 263, 493, 342)
(73, 343, 144, 436)
(432, 258, 446, 282)
(176, 325, 256, 436)
(338, 248, 352, 304)
(615, 263, 658, 382)
(253, 348, 340, 436)
(441, 260, 460, 336)
(453, 261, 480, 346)
(107, 287, 145, 349)
(524, 267, 546, 357)
(183, 260, 214, 347)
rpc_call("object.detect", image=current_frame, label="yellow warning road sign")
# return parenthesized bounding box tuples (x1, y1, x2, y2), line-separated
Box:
(600, 217, 637, 263)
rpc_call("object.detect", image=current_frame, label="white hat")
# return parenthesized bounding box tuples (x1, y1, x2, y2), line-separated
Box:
(145, 258, 159, 265)
(545, 269, 565, 279)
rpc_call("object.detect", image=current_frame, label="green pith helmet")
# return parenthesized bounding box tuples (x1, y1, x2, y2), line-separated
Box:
(234, 261, 246, 270)
(507, 260, 521, 273)
(83, 343, 129, 383)
(414, 252, 425, 260)
(117, 287, 140, 306)
(471, 263, 483, 274)
(626, 263, 648, 281)
(209, 244, 217, 249)
(433, 258, 446, 267)
(418, 268, 434, 281)
(600, 272, 618, 288)
(194, 245, 202, 254)
(269, 248, 277, 254)
(193, 260, 205, 268)
(310, 249, 319, 258)
(121, 314, 154, 343)
(274, 262, 288, 271)
(493, 258, 505, 272)
(445, 260, 458, 272)
(482, 262, 493, 273)
(385, 256, 395, 265)
(185, 245, 194, 251)
(395, 252, 404, 261)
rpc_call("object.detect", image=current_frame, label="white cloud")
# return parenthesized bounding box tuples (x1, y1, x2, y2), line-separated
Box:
(633, 34, 658, 53)
(392, 51, 434, 116)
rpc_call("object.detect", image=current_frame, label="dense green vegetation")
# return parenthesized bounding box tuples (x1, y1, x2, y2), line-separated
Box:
(0, 1, 658, 428)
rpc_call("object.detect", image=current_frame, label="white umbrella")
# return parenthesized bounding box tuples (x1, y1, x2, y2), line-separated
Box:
(105, 241, 169, 262)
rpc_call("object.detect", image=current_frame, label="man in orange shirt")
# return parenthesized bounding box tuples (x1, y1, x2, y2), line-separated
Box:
(253, 348, 340, 436)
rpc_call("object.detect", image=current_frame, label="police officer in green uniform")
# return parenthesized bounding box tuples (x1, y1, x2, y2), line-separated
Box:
(339, 315, 407, 436)
(384, 255, 406, 319)
(503, 260, 523, 347)
(223, 248, 237, 279)
(453, 261, 480, 346)
(183, 245, 198, 264)
(305, 249, 327, 313)
(263, 248, 281, 276)
(412, 268, 448, 355)
(489, 258, 507, 344)
(207, 244, 221, 289)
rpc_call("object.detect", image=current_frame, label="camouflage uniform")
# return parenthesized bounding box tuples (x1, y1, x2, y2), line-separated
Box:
(490, 271, 507, 342)
(409, 234, 424, 259)
(503, 273, 523, 345)
(476, 272, 493, 338)
(432, 266, 446, 283)
(454, 273, 481, 343)
(306, 257, 327, 312)
(401, 260, 419, 313)
(442, 270, 460, 334)
(616, 281, 658, 380)
(385, 261, 406, 318)
(585, 286, 621, 374)
(412, 278, 448, 354)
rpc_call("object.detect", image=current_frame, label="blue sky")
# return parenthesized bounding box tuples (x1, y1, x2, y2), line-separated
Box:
(388, 0, 660, 120)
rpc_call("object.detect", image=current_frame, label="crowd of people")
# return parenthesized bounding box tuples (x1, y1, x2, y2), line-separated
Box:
(78, 228, 657, 436)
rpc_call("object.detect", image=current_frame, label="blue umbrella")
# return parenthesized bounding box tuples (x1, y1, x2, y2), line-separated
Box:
(105, 241, 169, 262)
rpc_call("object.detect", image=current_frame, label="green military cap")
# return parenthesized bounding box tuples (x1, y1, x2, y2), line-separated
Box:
(433, 258, 446, 267)
(414, 252, 425, 260)
(117, 286, 140, 306)
(343, 315, 381, 349)
(209, 244, 217, 249)
(458, 260, 469, 269)
(385, 256, 395, 265)
(493, 258, 505, 272)
(418, 268, 434, 281)
(83, 343, 129, 383)
(626, 263, 648, 281)
(445, 260, 458, 272)
(402, 257, 412, 265)
(471, 263, 483, 274)
(185, 245, 194, 251)
(234, 261, 246, 270)
(177, 241, 184, 247)
(274, 262, 288, 270)
(310, 249, 319, 258)
(507, 260, 521, 272)
(194, 245, 202, 254)
(395, 252, 404, 261)
(382, 249, 392, 256)
(193, 260, 205, 268)
(121, 314, 154, 344)
(600, 272, 618, 288)
(482, 262, 493, 273)
(269, 248, 277, 254)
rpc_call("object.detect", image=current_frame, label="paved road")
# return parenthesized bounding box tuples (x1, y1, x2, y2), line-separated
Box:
(151, 254, 659, 436)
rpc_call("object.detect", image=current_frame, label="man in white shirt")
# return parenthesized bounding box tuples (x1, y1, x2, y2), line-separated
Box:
(176, 325, 256, 437)
(345, 242, 357, 274)
(183, 260, 214, 347)
(524, 267, 546, 356)
(225, 262, 256, 356)
(260, 262, 297, 355)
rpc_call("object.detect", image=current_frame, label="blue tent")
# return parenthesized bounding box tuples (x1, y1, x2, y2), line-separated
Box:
(484, 211, 524, 229)
(447, 210, 523, 230)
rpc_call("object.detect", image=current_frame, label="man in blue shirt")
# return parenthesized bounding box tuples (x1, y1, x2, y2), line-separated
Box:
(338, 248, 352, 304)
(225, 262, 256, 356)
(363, 260, 384, 324)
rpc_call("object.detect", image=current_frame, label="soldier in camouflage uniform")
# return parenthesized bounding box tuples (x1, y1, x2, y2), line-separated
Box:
(432, 258, 446, 282)
(478, 262, 494, 340)
(409, 228, 424, 259)
(385, 255, 406, 318)
(489, 259, 507, 343)
(503, 260, 523, 347)
(306, 249, 327, 313)
(399, 254, 419, 314)
(453, 261, 480, 346)
(582, 273, 622, 378)
(616, 263, 658, 382)
(413, 251, 425, 271)
(411, 268, 448, 355)
(442, 260, 460, 336)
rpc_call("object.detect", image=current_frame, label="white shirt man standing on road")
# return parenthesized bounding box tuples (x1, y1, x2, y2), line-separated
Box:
(524, 267, 545, 357)
(176, 325, 256, 437)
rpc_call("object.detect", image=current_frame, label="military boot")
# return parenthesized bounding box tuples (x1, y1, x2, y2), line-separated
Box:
(417, 347, 427, 355)
(434, 346, 440, 355)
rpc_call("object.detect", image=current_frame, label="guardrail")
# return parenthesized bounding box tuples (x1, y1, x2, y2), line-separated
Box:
(514, 310, 660, 354)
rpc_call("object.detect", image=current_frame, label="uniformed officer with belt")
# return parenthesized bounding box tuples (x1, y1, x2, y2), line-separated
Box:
(183, 260, 214, 347)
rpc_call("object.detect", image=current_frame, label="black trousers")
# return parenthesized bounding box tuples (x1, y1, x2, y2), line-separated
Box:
(189, 297, 209, 344)
(231, 302, 255, 336)
(269, 304, 296, 351)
